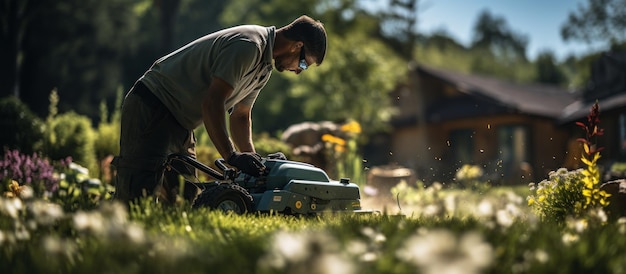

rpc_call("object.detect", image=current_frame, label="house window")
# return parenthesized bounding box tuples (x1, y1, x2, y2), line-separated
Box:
(618, 113, 626, 156)
(497, 125, 530, 178)
(449, 129, 474, 165)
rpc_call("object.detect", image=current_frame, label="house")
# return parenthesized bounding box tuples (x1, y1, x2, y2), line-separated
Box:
(559, 51, 626, 175)
(388, 63, 579, 185)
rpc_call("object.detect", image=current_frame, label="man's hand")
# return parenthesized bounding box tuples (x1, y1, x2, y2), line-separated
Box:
(227, 152, 265, 176)
(267, 152, 287, 160)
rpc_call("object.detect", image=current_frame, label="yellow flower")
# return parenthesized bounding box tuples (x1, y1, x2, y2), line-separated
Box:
(322, 134, 346, 146)
(340, 120, 361, 134)
(4, 180, 20, 198)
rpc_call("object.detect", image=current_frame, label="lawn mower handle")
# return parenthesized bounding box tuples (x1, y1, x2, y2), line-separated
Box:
(165, 153, 236, 181)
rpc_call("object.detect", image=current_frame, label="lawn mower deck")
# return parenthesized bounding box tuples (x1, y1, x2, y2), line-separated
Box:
(164, 153, 365, 215)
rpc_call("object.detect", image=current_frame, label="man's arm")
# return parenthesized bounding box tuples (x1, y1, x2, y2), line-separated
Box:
(229, 103, 255, 153)
(202, 76, 236, 159)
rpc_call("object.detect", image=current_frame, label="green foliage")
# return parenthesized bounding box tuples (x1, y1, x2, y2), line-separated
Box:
(576, 102, 611, 209)
(609, 162, 626, 173)
(561, 0, 626, 46)
(470, 9, 529, 61)
(288, 32, 406, 134)
(453, 164, 492, 192)
(44, 111, 98, 174)
(17, 0, 141, 119)
(0, 149, 58, 199)
(252, 133, 294, 159)
(527, 102, 611, 224)
(50, 161, 112, 212)
(1, 148, 109, 211)
(0, 96, 44, 154)
(534, 50, 567, 85)
(527, 168, 587, 223)
(317, 120, 366, 184)
(2, 166, 626, 274)
(94, 86, 122, 161)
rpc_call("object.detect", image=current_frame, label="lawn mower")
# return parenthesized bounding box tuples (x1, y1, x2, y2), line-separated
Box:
(163, 153, 366, 215)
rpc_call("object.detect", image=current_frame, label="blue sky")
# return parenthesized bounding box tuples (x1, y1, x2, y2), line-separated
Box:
(366, 0, 606, 61)
(416, 0, 608, 60)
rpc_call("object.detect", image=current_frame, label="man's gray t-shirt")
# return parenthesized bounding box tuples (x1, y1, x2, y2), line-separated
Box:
(139, 25, 275, 130)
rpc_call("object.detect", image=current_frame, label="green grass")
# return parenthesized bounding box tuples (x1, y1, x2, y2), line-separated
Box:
(1, 185, 626, 274)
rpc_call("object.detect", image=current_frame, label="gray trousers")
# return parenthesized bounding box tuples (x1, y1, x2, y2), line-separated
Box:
(113, 81, 199, 204)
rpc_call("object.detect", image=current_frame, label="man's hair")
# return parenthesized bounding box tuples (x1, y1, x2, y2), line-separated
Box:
(281, 15, 327, 65)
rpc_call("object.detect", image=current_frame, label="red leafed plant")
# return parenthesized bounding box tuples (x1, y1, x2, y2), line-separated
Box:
(575, 101, 610, 208)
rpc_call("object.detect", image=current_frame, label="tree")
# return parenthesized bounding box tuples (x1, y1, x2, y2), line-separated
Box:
(561, 0, 626, 47)
(376, 0, 420, 60)
(282, 32, 406, 135)
(0, 0, 43, 98)
(467, 10, 533, 82)
(470, 9, 528, 61)
(16, 0, 141, 118)
(534, 50, 566, 86)
(219, 0, 406, 136)
(154, 0, 181, 53)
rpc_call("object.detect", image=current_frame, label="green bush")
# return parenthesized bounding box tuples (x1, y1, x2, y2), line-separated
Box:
(527, 168, 587, 223)
(94, 123, 118, 159)
(44, 111, 98, 174)
(0, 96, 44, 154)
(94, 87, 123, 163)
(253, 132, 293, 159)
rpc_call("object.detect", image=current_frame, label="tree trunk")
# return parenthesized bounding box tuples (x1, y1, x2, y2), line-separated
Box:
(155, 0, 181, 54)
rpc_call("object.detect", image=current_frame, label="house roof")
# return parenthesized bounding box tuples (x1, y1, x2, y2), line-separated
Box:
(417, 65, 578, 120)
(559, 50, 626, 123)
(560, 93, 626, 123)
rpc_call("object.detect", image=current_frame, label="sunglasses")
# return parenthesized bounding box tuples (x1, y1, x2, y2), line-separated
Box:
(299, 46, 308, 70)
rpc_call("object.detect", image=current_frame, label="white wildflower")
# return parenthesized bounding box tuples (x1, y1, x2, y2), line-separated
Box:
(562, 233, 579, 246)
(125, 223, 146, 244)
(69, 162, 90, 175)
(566, 217, 588, 233)
(397, 229, 493, 274)
(422, 204, 442, 217)
(534, 249, 549, 263)
(259, 229, 354, 274)
(444, 194, 458, 216)
(496, 209, 514, 228)
(476, 199, 494, 218)
(618, 217, 626, 234)
(361, 227, 386, 244)
(42, 235, 76, 257)
(73, 210, 105, 235)
(14, 224, 30, 241)
(18, 185, 34, 199)
(0, 197, 23, 219)
(28, 200, 64, 226)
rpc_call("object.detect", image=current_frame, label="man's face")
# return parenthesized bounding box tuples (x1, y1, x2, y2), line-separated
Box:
(274, 46, 312, 75)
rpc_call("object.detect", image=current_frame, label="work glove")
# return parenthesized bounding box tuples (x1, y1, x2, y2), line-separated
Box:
(267, 152, 287, 160)
(227, 152, 265, 176)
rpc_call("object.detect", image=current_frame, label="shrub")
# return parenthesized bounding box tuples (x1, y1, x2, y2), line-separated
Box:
(44, 111, 98, 174)
(51, 159, 111, 212)
(94, 102, 120, 162)
(527, 102, 610, 223)
(252, 132, 293, 159)
(0, 96, 44, 154)
(527, 168, 586, 223)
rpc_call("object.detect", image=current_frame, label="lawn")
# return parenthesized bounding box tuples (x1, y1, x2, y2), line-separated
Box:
(2, 182, 625, 274)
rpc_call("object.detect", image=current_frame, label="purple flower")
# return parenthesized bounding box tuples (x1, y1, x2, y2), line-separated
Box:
(1, 149, 60, 196)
